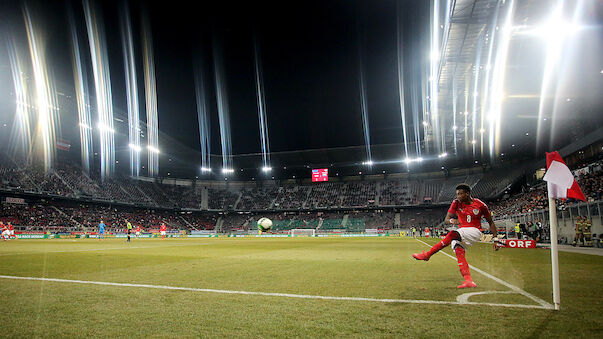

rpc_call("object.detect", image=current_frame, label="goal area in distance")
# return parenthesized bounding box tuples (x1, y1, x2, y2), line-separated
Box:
(290, 229, 316, 237)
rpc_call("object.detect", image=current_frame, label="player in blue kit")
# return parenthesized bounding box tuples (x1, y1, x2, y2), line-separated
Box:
(98, 220, 106, 241)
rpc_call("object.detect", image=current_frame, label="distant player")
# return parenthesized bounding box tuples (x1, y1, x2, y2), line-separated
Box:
(424, 227, 430, 238)
(98, 220, 106, 241)
(1, 222, 9, 241)
(160, 223, 167, 239)
(135, 226, 141, 238)
(7, 222, 16, 240)
(412, 184, 501, 289)
(126, 220, 132, 243)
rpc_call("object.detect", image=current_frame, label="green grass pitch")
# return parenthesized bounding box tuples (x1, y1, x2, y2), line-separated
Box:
(0, 237, 601, 338)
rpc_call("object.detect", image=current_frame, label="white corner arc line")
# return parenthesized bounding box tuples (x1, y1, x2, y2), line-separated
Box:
(456, 290, 519, 304)
(415, 239, 553, 309)
(0, 275, 549, 310)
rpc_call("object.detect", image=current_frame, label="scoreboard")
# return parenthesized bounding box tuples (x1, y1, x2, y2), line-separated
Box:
(312, 168, 329, 182)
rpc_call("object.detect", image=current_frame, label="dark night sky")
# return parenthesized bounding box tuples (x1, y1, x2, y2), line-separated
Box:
(0, 0, 428, 153)
(143, 0, 427, 154)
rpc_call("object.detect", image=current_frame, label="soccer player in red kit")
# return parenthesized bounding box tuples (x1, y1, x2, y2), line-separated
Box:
(412, 184, 500, 288)
(1, 222, 8, 241)
(160, 223, 167, 239)
(7, 222, 16, 239)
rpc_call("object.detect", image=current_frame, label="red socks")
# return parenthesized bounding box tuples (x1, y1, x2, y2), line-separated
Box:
(426, 231, 460, 257)
(454, 247, 472, 282)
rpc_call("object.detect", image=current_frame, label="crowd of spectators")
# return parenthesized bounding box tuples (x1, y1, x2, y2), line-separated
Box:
(208, 188, 239, 210)
(340, 182, 377, 207)
(3, 152, 600, 219)
(491, 162, 602, 218)
(379, 181, 415, 206)
(273, 185, 310, 209)
(237, 186, 279, 210)
(347, 210, 395, 229)
(179, 212, 217, 230)
(578, 167, 603, 202)
(0, 202, 72, 231)
(163, 185, 200, 209)
(306, 183, 341, 208)
(398, 207, 446, 229)
(220, 213, 254, 231)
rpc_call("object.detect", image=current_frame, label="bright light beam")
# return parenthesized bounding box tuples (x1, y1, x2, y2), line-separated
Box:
(452, 77, 458, 155)
(488, 0, 515, 159)
(120, 3, 141, 177)
(549, 1, 584, 149)
(24, 4, 58, 172)
(429, 0, 441, 153)
(396, 1, 408, 160)
(141, 11, 159, 177)
(533, 1, 582, 152)
(212, 33, 233, 172)
(253, 34, 272, 172)
(68, 7, 93, 174)
(357, 22, 372, 166)
(6, 35, 32, 159)
(194, 62, 211, 175)
(83, 0, 115, 179)
(479, 1, 501, 159)
(471, 32, 484, 158)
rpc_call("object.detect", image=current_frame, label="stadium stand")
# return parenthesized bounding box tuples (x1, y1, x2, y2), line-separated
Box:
(306, 183, 341, 208)
(340, 182, 377, 208)
(379, 180, 414, 206)
(237, 186, 279, 210)
(472, 165, 525, 198)
(273, 185, 311, 209)
(208, 188, 240, 210)
(2, 150, 601, 235)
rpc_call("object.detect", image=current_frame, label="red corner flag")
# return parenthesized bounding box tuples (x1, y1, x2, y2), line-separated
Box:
(543, 151, 586, 201)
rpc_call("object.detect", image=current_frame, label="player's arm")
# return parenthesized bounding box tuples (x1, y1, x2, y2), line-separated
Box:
(444, 212, 459, 225)
(484, 212, 497, 236)
(483, 208, 502, 250)
(445, 200, 459, 225)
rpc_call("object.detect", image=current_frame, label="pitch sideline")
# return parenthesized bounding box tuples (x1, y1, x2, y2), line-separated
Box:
(0, 274, 551, 310)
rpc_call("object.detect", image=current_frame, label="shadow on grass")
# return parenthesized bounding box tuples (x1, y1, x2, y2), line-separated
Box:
(526, 314, 554, 339)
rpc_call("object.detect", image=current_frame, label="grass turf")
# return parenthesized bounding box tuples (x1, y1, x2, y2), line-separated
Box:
(0, 237, 601, 338)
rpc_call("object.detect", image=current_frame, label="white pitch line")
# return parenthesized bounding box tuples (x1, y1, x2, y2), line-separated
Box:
(0, 275, 549, 310)
(415, 238, 553, 309)
(0, 243, 209, 256)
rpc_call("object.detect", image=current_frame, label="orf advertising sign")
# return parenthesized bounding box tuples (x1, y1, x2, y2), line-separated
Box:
(501, 239, 536, 248)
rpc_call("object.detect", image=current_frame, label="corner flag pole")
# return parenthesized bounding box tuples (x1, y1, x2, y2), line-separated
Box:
(547, 196, 560, 311)
(543, 151, 587, 311)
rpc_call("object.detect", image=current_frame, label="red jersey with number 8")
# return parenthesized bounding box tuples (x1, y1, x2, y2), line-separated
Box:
(448, 198, 490, 229)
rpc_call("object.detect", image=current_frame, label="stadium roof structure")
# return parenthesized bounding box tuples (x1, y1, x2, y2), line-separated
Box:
(434, 0, 499, 153)
(435, 0, 603, 159)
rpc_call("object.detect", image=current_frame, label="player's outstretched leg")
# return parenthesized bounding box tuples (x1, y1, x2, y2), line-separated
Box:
(454, 246, 476, 288)
(412, 230, 460, 261)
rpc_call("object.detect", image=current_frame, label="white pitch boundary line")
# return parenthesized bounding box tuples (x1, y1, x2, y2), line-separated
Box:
(0, 275, 549, 310)
(0, 243, 209, 256)
(415, 238, 553, 309)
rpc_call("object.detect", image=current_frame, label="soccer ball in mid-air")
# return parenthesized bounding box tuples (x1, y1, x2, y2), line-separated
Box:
(257, 217, 273, 231)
